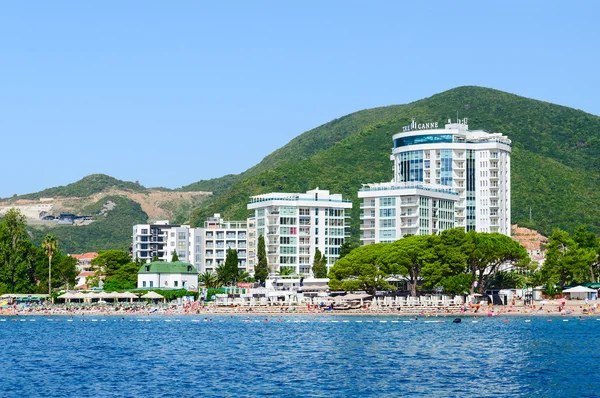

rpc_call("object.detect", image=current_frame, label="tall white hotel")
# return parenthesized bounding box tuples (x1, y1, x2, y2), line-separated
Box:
(359, 118, 512, 245)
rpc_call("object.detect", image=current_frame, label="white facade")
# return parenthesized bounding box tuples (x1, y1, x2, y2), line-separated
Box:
(358, 182, 458, 244)
(132, 221, 187, 263)
(248, 188, 352, 276)
(199, 214, 251, 274)
(137, 273, 198, 289)
(391, 119, 511, 235)
(132, 216, 254, 275)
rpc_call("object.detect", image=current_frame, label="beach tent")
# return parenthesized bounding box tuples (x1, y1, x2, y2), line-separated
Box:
(562, 286, 597, 300)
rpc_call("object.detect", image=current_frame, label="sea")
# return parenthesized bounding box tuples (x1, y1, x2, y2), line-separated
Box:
(0, 315, 598, 398)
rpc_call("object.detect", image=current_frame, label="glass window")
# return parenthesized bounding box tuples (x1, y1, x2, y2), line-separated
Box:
(394, 134, 453, 148)
(379, 197, 396, 207)
(381, 219, 396, 228)
(379, 208, 396, 217)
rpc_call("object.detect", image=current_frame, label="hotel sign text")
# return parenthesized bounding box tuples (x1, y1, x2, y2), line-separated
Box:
(402, 120, 439, 132)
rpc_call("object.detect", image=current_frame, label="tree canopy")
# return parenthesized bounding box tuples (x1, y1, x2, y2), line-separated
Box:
(329, 229, 530, 296)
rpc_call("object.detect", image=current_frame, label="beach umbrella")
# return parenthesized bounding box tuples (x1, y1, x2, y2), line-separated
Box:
(141, 291, 164, 300)
(118, 292, 139, 303)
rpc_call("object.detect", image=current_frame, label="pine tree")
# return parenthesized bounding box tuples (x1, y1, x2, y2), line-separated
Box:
(218, 248, 239, 286)
(339, 240, 357, 260)
(312, 248, 328, 278)
(254, 234, 269, 285)
(171, 251, 179, 262)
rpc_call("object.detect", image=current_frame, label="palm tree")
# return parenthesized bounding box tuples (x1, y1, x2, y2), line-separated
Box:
(199, 271, 219, 288)
(278, 266, 296, 277)
(237, 270, 253, 283)
(41, 234, 58, 294)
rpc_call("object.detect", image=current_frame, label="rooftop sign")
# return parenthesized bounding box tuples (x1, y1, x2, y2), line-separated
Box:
(402, 120, 439, 132)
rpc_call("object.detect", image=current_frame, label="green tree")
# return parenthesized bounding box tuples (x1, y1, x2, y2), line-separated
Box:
(278, 266, 296, 276)
(382, 235, 435, 297)
(312, 249, 328, 278)
(439, 274, 474, 295)
(237, 270, 254, 283)
(328, 243, 396, 295)
(91, 250, 137, 289)
(572, 225, 600, 282)
(152, 255, 160, 262)
(171, 251, 179, 262)
(199, 271, 220, 288)
(41, 234, 58, 294)
(421, 228, 472, 291)
(466, 232, 529, 294)
(104, 261, 139, 291)
(91, 250, 132, 278)
(542, 229, 594, 289)
(0, 209, 28, 293)
(254, 234, 268, 285)
(488, 271, 527, 290)
(54, 255, 78, 291)
(218, 249, 239, 286)
(339, 240, 358, 260)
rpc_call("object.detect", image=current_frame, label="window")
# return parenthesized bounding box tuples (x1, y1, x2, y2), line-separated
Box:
(379, 230, 396, 240)
(142, 281, 146, 287)
(380, 208, 396, 217)
(174, 281, 178, 287)
(145, 266, 150, 272)
(381, 219, 396, 228)
(141, 229, 148, 234)
(379, 197, 396, 207)
(178, 232, 186, 240)
(394, 134, 453, 148)
(149, 281, 153, 287)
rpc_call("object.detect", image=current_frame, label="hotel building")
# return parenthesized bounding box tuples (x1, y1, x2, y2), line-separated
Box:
(359, 118, 512, 245)
(132, 221, 186, 263)
(248, 189, 352, 275)
(358, 182, 458, 244)
(198, 214, 251, 274)
(132, 215, 253, 275)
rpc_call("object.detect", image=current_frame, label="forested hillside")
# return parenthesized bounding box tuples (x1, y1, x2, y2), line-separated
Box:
(189, 86, 600, 236)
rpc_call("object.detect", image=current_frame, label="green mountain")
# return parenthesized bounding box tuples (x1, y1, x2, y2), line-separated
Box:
(189, 86, 600, 236)
(13, 174, 148, 200)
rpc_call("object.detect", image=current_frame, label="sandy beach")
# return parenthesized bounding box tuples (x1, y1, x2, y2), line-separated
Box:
(1, 298, 597, 318)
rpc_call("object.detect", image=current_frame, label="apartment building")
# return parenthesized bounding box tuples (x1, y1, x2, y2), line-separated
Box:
(248, 188, 352, 275)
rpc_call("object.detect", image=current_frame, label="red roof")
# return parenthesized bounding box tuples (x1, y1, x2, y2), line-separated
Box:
(77, 271, 95, 277)
(70, 252, 99, 260)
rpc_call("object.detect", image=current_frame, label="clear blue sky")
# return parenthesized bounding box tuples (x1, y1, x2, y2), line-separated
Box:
(1, 1, 598, 197)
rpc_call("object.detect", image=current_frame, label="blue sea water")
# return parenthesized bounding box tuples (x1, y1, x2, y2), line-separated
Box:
(0, 315, 599, 398)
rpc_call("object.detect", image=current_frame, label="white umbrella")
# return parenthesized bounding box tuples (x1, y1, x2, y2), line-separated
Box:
(141, 291, 164, 299)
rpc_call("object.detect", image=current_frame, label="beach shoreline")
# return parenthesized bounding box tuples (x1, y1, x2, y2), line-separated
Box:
(1, 300, 596, 318)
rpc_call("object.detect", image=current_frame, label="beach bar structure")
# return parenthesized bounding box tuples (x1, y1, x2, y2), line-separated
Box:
(562, 286, 598, 301)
